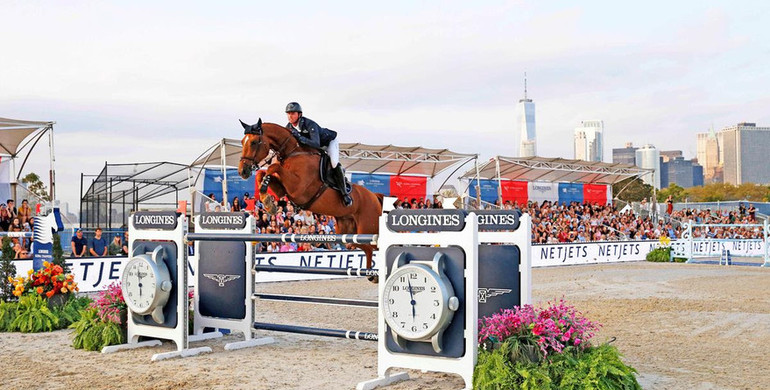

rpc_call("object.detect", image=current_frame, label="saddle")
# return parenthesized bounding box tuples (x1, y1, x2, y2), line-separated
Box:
(319, 153, 351, 193)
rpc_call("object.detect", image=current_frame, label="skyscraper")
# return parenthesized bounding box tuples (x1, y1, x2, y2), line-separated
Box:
(612, 142, 637, 165)
(696, 126, 721, 183)
(635, 144, 661, 189)
(574, 120, 604, 162)
(721, 122, 770, 184)
(514, 74, 536, 157)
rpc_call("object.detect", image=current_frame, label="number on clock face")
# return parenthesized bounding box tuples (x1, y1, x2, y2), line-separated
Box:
(383, 265, 446, 340)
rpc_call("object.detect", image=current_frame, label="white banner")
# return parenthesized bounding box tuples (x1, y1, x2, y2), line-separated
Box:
(528, 181, 559, 203)
(532, 240, 659, 267)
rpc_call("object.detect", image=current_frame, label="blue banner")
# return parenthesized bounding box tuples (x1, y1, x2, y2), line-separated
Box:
(558, 183, 583, 205)
(351, 173, 391, 196)
(203, 168, 256, 203)
(468, 179, 499, 204)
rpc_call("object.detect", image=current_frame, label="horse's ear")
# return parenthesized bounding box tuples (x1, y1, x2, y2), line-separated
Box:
(257, 118, 262, 129)
(240, 120, 250, 131)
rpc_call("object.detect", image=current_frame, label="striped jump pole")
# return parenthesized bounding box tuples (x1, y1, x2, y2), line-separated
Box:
(253, 265, 378, 278)
(186, 232, 377, 245)
(254, 293, 378, 308)
(253, 322, 378, 341)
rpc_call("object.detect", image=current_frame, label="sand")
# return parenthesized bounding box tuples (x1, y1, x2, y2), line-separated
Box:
(1, 261, 768, 390)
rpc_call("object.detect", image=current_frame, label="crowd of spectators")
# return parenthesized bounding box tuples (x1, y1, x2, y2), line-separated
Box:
(0, 199, 35, 259)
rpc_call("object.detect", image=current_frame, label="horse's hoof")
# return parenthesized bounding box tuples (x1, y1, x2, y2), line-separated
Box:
(263, 195, 277, 215)
(367, 275, 379, 284)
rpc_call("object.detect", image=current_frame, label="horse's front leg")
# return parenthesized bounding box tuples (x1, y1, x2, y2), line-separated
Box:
(258, 164, 284, 215)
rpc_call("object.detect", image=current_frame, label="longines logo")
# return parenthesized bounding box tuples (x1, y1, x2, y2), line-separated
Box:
(475, 210, 521, 231)
(532, 185, 552, 192)
(199, 212, 247, 229)
(203, 274, 241, 287)
(133, 211, 178, 230)
(387, 210, 466, 232)
(477, 288, 512, 303)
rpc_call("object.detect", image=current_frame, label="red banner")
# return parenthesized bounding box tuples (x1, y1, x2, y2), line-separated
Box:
(500, 180, 529, 206)
(582, 184, 608, 205)
(389, 175, 427, 202)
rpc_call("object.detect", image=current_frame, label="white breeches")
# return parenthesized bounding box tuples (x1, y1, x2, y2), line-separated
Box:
(326, 139, 340, 167)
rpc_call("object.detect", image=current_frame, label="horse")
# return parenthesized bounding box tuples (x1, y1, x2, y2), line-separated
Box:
(238, 119, 383, 276)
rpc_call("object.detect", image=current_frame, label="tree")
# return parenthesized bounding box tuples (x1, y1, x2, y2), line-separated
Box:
(20, 172, 50, 201)
(657, 183, 686, 203)
(52, 234, 69, 274)
(612, 178, 654, 203)
(0, 237, 17, 302)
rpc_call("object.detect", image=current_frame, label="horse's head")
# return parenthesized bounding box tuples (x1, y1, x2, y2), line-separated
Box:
(239, 118, 269, 179)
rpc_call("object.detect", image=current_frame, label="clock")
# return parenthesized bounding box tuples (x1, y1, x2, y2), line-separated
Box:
(122, 246, 174, 324)
(382, 251, 459, 353)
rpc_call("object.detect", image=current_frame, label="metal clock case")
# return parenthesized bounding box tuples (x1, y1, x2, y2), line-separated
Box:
(382, 251, 459, 353)
(122, 246, 174, 324)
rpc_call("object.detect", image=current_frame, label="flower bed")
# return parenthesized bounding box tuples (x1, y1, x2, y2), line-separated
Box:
(474, 300, 641, 389)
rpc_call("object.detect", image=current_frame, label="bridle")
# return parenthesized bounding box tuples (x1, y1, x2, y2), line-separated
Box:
(240, 119, 265, 172)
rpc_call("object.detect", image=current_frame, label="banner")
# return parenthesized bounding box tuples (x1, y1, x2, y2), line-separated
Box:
(501, 181, 528, 205)
(203, 168, 256, 206)
(558, 183, 583, 205)
(390, 175, 427, 201)
(468, 179, 499, 204)
(351, 173, 391, 195)
(583, 184, 608, 205)
(527, 181, 558, 204)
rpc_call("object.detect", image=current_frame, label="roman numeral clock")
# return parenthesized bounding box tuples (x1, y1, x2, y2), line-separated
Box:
(382, 252, 459, 353)
(122, 246, 174, 324)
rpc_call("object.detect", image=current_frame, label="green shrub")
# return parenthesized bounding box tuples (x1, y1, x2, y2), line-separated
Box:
(0, 237, 17, 301)
(71, 308, 125, 351)
(646, 247, 671, 262)
(474, 341, 641, 390)
(0, 300, 19, 331)
(52, 295, 92, 328)
(10, 295, 59, 332)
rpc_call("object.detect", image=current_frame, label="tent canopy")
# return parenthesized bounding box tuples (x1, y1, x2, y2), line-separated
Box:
(340, 143, 476, 177)
(0, 117, 53, 157)
(462, 156, 652, 185)
(190, 138, 245, 168)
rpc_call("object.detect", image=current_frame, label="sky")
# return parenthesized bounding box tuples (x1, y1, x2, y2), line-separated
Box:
(2, 1, 770, 215)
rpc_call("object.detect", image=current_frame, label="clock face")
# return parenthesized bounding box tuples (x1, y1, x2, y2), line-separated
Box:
(382, 264, 448, 340)
(122, 257, 158, 314)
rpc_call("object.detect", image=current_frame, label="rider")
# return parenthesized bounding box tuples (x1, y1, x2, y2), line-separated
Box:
(285, 102, 353, 207)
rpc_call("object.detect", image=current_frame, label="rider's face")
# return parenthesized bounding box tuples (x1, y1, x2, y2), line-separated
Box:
(287, 112, 301, 126)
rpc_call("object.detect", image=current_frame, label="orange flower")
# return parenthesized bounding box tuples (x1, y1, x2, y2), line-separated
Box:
(46, 289, 55, 298)
(60, 287, 67, 293)
(36, 287, 43, 294)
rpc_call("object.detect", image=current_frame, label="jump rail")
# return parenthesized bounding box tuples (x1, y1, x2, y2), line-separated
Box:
(253, 265, 378, 277)
(254, 293, 378, 308)
(187, 232, 378, 245)
(253, 322, 378, 341)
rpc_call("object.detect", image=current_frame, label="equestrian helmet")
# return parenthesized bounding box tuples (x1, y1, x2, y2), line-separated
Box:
(285, 102, 303, 113)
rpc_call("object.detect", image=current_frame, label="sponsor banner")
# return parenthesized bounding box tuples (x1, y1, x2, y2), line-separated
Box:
(673, 239, 765, 257)
(583, 184, 608, 205)
(527, 181, 558, 204)
(558, 183, 583, 205)
(387, 209, 466, 232)
(533, 240, 658, 267)
(254, 250, 378, 282)
(198, 212, 248, 229)
(352, 173, 391, 196)
(468, 179, 499, 204)
(132, 211, 178, 230)
(203, 168, 256, 205)
(389, 175, 427, 201)
(501, 181, 529, 205)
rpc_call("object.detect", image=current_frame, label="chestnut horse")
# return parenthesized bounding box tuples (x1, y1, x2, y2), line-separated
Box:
(238, 119, 383, 273)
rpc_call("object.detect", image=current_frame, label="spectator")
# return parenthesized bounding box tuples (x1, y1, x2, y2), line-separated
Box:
(6, 199, 17, 220)
(0, 204, 10, 231)
(18, 199, 32, 225)
(108, 235, 123, 256)
(122, 231, 129, 255)
(666, 195, 674, 215)
(89, 228, 108, 257)
(205, 194, 219, 212)
(244, 192, 256, 212)
(232, 196, 242, 212)
(748, 204, 756, 222)
(71, 229, 88, 257)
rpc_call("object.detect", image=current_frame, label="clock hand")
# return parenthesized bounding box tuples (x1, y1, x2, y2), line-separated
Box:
(406, 278, 416, 320)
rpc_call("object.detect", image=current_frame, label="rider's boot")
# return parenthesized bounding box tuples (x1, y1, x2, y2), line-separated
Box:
(334, 164, 353, 207)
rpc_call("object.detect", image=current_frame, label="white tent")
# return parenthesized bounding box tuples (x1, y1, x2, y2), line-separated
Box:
(0, 117, 56, 200)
